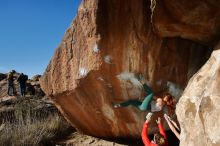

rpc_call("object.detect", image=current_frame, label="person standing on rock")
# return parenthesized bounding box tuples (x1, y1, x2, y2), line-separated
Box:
(17, 73, 28, 97)
(7, 70, 16, 96)
(142, 113, 168, 146)
(113, 74, 175, 113)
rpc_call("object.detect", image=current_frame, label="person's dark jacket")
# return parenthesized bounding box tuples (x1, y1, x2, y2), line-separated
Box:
(17, 74, 28, 85)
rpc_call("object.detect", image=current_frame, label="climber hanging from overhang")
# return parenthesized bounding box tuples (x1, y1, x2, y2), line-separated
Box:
(113, 73, 176, 114)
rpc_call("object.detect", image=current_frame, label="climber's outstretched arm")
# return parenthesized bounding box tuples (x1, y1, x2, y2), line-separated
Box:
(156, 117, 167, 140)
(141, 113, 153, 146)
(164, 114, 180, 140)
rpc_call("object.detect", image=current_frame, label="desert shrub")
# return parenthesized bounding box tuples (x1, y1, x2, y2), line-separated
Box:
(0, 98, 70, 146)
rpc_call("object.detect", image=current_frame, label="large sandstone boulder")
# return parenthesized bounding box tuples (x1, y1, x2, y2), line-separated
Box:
(40, 0, 217, 138)
(176, 44, 220, 146)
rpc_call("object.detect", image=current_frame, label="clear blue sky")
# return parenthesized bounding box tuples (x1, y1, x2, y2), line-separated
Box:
(0, 0, 81, 78)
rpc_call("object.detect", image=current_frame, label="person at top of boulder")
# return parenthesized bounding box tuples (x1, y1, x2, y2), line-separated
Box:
(142, 113, 168, 146)
(7, 70, 16, 96)
(113, 73, 176, 113)
(17, 73, 28, 97)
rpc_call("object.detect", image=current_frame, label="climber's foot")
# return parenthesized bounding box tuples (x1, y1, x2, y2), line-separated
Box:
(113, 103, 121, 108)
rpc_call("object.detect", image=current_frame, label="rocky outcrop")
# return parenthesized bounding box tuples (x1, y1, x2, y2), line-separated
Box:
(176, 44, 220, 146)
(0, 72, 44, 98)
(0, 73, 6, 81)
(40, 0, 217, 138)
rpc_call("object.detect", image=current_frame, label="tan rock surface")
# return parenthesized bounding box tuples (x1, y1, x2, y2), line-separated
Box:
(176, 44, 220, 146)
(40, 0, 215, 138)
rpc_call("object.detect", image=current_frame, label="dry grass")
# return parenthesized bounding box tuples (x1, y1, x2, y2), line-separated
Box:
(0, 98, 70, 146)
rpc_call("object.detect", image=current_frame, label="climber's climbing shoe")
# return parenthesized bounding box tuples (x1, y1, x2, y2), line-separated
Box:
(113, 103, 121, 108)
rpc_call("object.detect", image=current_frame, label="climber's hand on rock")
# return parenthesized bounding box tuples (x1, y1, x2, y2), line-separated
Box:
(137, 73, 145, 85)
(140, 79, 145, 85)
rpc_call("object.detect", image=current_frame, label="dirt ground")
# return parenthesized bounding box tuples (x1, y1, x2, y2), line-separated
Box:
(57, 132, 143, 146)
(57, 130, 179, 146)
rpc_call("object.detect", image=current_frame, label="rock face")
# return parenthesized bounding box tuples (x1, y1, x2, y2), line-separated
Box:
(153, 0, 220, 44)
(176, 44, 220, 146)
(40, 0, 218, 138)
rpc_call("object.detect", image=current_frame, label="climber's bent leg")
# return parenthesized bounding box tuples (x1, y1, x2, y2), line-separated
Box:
(138, 93, 154, 111)
(114, 100, 142, 108)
